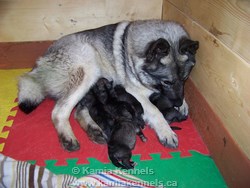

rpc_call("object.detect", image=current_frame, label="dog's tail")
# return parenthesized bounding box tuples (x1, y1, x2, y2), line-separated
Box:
(18, 73, 45, 114)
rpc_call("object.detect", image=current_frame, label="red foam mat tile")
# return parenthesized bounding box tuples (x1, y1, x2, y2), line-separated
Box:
(2, 99, 209, 166)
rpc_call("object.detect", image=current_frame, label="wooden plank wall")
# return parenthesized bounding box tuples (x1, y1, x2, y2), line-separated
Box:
(163, 0, 250, 159)
(165, 0, 250, 63)
(0, 0, 162, 42)
(162, 0, 250, 186)
(0, 41, 52, 69)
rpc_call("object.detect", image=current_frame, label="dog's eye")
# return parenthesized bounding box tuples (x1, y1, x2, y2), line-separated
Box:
(161, 80, 174, 86)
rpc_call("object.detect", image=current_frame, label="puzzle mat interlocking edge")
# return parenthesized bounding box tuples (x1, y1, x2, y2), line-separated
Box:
(0, 69, 227, 187)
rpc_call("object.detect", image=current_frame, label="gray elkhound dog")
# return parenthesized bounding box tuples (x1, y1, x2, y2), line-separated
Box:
(18, 20, 199, 151)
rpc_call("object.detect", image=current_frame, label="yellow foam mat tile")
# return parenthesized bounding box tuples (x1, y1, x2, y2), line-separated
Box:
(0, 69, 30, 151)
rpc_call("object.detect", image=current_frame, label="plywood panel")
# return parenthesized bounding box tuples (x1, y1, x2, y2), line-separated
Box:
(0, 41, 52, 69)
(167, 0, 250, 63)
(185, 80, 250, 187)
(163, 0, 250, 159)
(0, 0, 162, 42)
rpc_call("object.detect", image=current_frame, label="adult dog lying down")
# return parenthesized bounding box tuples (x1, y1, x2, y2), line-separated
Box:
(18, 20, 199, 151)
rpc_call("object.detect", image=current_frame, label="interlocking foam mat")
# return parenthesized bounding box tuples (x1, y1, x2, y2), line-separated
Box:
(0, 69, 227, 187)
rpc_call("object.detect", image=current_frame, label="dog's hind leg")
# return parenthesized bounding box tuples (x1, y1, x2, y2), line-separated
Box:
(49, 43, 105, 151)
(52, 99, 80, 152)
(75, 107, 107, 144)
(52, 64, 100, 151)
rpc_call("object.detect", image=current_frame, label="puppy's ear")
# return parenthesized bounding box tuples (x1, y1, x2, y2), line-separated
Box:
(146, 38, 170, 62)
(179, 38, 199, 55)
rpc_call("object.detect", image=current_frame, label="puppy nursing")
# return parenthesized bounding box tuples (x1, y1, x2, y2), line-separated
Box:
(77, 78, 147, 169)
(150, 84, 188, 124)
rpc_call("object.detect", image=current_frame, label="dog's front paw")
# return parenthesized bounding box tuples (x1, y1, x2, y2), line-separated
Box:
(176, 99, 189, 117)
(59, 135, 80, 152)
(159, 130, 178, 149)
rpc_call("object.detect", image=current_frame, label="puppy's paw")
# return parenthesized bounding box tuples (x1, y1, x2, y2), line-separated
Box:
(159, 130, 178, 149)
(141, 136, 148, 143)
(122, 160, 136, 169)
(139, 135, 147, 142)
(87, 126, 107, 144)
(59, 135, 80, 152)
(130, 161, 137, 167)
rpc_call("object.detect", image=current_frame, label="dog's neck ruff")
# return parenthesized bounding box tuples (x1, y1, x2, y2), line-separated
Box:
(112, 21, 159, 94)
(112, 21, 130, 84)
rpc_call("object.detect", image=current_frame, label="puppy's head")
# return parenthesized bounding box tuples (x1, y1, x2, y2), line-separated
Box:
(150, 80, 184, 107)
(92, 78, 113, 104)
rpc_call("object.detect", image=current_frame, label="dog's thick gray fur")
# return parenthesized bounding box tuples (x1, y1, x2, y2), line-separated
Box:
(18, 20, 197, 151)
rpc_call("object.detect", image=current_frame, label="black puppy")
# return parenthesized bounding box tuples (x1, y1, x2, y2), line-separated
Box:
(150, 83, 188, 125)
(78, 79, 113, 143)
(78, 78, 147, 169)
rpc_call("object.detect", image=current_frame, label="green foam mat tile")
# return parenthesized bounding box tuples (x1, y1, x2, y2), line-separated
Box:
(45, 151, 227, 188)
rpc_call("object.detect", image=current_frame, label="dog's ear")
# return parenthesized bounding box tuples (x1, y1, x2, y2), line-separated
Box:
(146, 38, 170, 62)
(179, 38, 199, 55)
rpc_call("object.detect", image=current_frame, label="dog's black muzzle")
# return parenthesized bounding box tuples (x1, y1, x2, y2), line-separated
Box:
(173, 99, 183, 107)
